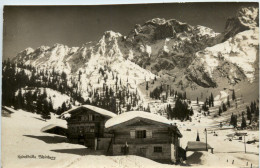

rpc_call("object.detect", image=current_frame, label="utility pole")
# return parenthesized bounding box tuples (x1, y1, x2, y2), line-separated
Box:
(205, 128, 208, 151)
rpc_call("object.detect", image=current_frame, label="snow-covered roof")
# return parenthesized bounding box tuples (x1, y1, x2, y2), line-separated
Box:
(2, 106, 16, 113)
(105, 111, 172, 128)
(186, 141, 213, 151)
(40, 124, 67, 132)
(60, 105, 117, 118)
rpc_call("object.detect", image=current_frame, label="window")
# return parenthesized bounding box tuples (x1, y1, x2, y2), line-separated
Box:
(90, 126, 95, 133)
(80, 126, 84, 133)
(89, 114, 93, 121)
(154, 146, 162, 153)
(85, 126, 90, 132)
(130, 130, 135, 138)
(82, 115, 88, 121)
(136, 130, 146, 138)
(146, 130, 152, 138)
(95, 115, 99, 121)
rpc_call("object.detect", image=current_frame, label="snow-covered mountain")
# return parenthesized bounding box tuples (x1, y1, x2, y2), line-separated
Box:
(187, 7, 259, 88)
(222, 6, 259, 42)
(123, 18, 220, 72)
(14, 30, 156, 101)
(13, 6, 259, 101)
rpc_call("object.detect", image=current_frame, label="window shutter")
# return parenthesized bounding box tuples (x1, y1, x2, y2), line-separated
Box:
(147, 130, 152, 138)
(130, 130, 135, 138)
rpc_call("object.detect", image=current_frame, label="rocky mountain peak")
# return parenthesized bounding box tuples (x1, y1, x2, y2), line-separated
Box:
(18, 47, 34, 56)
(145, 18, 167, 25)
(103, 31, 122, 40)
(36, 45, 50, 52)
(237, 6, 259, 27)
(12, 6, 259, 93)
(222, 6, 259, 41)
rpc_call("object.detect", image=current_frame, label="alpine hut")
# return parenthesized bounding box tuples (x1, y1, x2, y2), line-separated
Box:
(61, 105, 116, 150)
(105, 111, 182, 163)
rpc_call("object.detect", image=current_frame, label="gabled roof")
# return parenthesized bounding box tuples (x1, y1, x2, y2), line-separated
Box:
(60, 105, 117, 118)
(186, 141, 213, 151)
(105, 111, 182, 137)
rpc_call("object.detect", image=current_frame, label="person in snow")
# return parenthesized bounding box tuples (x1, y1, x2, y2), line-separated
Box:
(124, 142, 129, 155)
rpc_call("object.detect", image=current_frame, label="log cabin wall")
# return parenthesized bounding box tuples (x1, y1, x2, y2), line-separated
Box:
(113, 143, 172, 160)
(66, 108, 112, 148)
(113, 126, 171, 144)
(111, 124, 180, 162)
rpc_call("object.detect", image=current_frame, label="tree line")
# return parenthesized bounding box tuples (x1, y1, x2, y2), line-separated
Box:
(2, 60, 143, 119)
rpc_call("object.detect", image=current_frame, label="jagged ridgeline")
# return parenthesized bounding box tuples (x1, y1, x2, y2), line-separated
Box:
(4, 6, 259, 115)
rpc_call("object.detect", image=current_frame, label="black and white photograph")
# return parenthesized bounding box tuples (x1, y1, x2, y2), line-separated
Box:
(1, 2, 259, 168)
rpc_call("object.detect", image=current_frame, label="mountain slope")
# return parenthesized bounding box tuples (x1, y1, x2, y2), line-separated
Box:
(186, 7, 259, 88)
(12, 6, 259, 105)
(187, 27, 259, 87)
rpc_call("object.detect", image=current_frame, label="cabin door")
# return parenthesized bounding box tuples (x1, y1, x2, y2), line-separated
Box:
(140, 148, 147, 157)
(84, 138, 95, 149)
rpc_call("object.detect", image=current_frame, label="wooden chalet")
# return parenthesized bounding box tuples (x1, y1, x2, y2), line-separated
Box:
(61, 105, 116, 150)
(105, 111, 183, 163)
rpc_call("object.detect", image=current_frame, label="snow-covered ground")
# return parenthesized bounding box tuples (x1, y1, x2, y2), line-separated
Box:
(176, 101, 259, 168)
(18, 87, 79, 110)
(2, 107, 259, 168)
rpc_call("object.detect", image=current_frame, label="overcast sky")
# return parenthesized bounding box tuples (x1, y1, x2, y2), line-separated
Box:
(3, 2, 258, 60)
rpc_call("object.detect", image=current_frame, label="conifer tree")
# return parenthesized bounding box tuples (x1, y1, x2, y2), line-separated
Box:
(250, 101, 255, 114)
(232, 90, 236, 101)
(230, 113, 237, 128)
(48, 101, 54, 112)
(246, 106, 252, 121)
(85, 98, 91, 105)
(255, 106, 259, 117)
(146, 81, 149, 90)
(222, 103, 227, 112)
(183, 92, 186, 100)
(42, 99, 51, 121)
(218, 106, 222, 116)
(210, 93, 214, 107)
(16, 89, 24, 109)
(196, 132, 200, 141)
(61, 102, 67, 113)
(241, 115, 247, 129)
(190, 107, 194, 116)
(227, 96, 230, 107)
(146, 105, 150, 112)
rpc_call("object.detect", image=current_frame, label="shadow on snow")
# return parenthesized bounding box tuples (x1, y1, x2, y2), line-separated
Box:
(23, 134, 67, 144)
